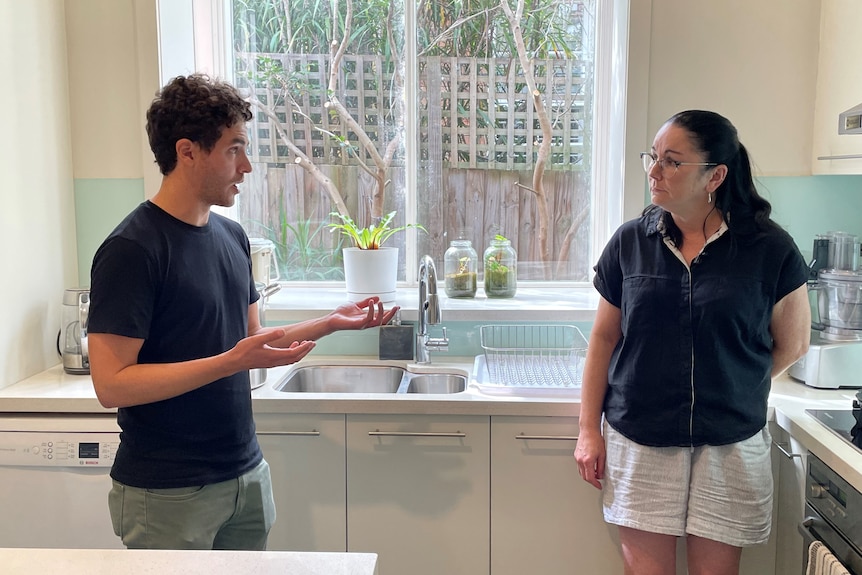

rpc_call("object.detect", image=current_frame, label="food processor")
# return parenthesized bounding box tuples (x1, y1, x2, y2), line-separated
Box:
(790, 232, 862, 388)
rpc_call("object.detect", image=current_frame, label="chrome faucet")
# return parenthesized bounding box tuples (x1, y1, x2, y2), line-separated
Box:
(417, 255, 449, 364)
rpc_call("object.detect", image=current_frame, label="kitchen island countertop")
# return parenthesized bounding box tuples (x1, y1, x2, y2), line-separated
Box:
(0, 547, 378, 575)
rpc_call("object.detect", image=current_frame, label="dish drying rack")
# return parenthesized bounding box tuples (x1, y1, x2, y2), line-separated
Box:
(477, 325, 587, 394)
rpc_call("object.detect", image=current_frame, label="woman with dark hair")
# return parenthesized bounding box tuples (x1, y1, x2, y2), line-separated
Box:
(574, 110, 811, 575)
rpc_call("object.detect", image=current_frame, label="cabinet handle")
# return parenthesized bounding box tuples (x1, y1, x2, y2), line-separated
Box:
(516, 434, 579, 441)
(257, 430, 321, 437)
(772, 441, 802, 459)
(368, 430, 466, 438)
(817, 154, 862, 160)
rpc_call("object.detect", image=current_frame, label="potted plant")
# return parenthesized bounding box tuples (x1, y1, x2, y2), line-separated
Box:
(329, 211, 425, 303)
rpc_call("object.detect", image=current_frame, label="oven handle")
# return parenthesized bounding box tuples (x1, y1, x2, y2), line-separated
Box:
(799, 511, 862, 575)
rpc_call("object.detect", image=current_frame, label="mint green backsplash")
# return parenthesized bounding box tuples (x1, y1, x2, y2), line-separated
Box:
(758, 175, 862, 257)
(74, 178, 145, 285)
(76, 175, 862, 355)
(297, 321, 595, 358)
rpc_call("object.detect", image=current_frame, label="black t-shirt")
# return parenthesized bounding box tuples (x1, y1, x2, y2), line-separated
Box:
(593, 209, 808, 447)
(89, 201, 262, 488)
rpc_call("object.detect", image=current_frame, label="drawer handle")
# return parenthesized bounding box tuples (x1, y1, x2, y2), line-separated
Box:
(257, 430, 321, 437)
(368, 430, 466, 438)
(516, 434, 579, 441)
(773, 441, 802, 459)
(817, 154, 862, 160)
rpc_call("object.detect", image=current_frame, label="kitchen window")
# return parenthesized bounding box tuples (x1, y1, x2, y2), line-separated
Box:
(158, 0, 629, 288)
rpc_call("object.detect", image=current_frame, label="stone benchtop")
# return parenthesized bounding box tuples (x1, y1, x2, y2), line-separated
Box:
(0, 547, 378, 575)
(1, 358, 860, 490)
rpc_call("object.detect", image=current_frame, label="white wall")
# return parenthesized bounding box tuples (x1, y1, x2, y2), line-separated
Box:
(66, 1, 144, 179)
(0, 0, 160, 387)
(0, 1, 76, 386)
(645, 0, 820, 178)
(66, 0, 161, 193)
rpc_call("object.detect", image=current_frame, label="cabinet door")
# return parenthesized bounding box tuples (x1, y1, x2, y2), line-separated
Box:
(346, 414, 490, 575)
(491, 416, 623, 574)
(256, 413, 347, 552)
(771, 423, 808, 575)
(731, 423, 781, 575)
(812, 0, 862, 174)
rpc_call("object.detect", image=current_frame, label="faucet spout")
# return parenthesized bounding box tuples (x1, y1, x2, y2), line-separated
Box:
(417, 255, 447, 363)
(418, 255, 441, 333)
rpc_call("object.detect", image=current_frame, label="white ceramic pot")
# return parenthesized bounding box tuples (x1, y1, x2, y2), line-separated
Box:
(343, 247, 398, 303)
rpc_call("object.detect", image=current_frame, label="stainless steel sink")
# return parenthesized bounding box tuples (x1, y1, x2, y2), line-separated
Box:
(276, 365, 405, 393)
(404, 374, 467, 394)
(274, 365, 467, 394)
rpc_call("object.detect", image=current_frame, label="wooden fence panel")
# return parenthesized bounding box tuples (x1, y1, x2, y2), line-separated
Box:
(239, 163, 591, 281)
(239, 52, 589, 172)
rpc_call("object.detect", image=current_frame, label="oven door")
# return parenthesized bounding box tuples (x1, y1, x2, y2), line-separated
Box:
(800, 503, 862, 575)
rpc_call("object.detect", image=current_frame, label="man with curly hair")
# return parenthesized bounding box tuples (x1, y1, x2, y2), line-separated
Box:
(87, 74, 397, 550)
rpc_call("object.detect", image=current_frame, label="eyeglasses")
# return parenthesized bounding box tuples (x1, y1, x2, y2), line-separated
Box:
(640, 152, 718, 177)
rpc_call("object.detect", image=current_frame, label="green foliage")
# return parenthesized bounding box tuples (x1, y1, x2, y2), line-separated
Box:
(328, 211, 425, 250)
(233, 0, 582, 58)
(244, 214, 345, 281)
(282, 218, 345, 280)
(233, 0, 404, 55)
(486, 234, 510, 272)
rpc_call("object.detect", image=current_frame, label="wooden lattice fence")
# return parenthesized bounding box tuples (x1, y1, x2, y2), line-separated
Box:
(240, 52, 590, 170)
(237, 52, 593, 281)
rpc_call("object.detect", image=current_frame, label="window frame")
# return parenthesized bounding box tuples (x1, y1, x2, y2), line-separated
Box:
(158, 0, 635, 289)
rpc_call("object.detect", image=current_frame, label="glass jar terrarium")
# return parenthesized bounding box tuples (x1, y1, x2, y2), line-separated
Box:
(483, 236, 517, 298)
(444, 239, 478, 298)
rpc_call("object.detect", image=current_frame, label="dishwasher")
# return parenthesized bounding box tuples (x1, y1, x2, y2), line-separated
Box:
(0, 413, 123, 549)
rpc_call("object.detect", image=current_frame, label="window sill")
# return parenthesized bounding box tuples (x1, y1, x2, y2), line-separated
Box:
(264, 285, 600, 323)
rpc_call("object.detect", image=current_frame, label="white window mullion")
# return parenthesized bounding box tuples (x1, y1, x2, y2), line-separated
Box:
(590, 0, 629, 274)
(192, 0, 234, 82)
(191, 0, 237, 220)
(404, 0, 419, 285)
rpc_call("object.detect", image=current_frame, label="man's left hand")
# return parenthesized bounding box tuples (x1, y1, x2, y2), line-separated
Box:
(330, 297, 399, 330)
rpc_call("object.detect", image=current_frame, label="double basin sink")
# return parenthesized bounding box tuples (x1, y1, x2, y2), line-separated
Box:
(275, 365, 467, 395)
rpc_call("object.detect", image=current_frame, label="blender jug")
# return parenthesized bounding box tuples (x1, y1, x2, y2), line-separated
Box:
(60, 288, 90, 374)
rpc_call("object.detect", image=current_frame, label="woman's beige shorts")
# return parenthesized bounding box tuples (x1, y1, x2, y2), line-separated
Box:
(601, 421, 773, 547)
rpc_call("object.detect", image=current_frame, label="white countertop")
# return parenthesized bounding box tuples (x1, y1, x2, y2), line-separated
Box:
(2, 359, 861, 491)
(0, 358, 584, 417)
(0, 548, 378, 575)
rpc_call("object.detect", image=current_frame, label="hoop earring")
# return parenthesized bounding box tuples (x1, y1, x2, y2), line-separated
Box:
(708, 192, 713, 204)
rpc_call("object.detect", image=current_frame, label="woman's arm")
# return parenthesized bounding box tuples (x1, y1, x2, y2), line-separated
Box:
(770, 283, 811, 378)
(575, 297, 622, 489)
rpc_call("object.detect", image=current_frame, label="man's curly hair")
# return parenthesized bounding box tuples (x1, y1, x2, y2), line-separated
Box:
(146, 74, 253, 175)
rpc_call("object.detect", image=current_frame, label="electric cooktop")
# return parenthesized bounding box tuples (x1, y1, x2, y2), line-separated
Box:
(806, 408, 862, 453)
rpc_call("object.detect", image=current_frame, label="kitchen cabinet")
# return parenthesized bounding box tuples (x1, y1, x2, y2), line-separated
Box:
(254, 410, 799, 574)
(346, 414, 490, 575)
(771, 423, 808, 575)
(812, 0, 862, 174)
(256, 413, 347, 552)
(490, 416, 623, 574)
(732, 425, 781, 575)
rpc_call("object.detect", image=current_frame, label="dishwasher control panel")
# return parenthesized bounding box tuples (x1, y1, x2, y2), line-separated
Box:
(0, 432, 120, 467)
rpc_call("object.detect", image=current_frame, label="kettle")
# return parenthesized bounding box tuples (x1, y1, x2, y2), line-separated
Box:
(59, 288, 90, 375)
